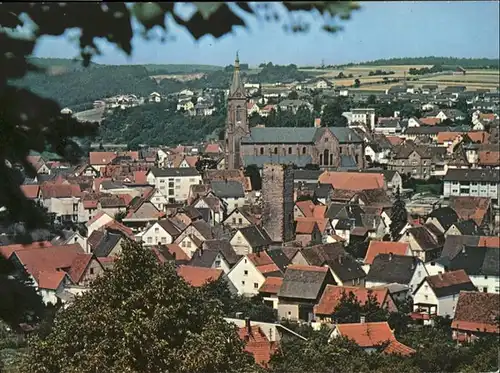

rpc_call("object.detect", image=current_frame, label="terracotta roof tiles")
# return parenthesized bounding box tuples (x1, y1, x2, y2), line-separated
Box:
(315, 285, 389, 316)
(21, 184, 40, 199)
(176, 265, 223, 287)
(335, 322, 395, 348)
(452, 291, 500, 334)
(258, 277, 283, 294)
(364, 242, 409, 265)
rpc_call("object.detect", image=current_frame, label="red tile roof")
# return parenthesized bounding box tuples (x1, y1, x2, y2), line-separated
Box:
(364, 242, 409, 265)
(452, 291, 500, 334)
(85, 211, 110, 227)
(204, 143, 221, 154)
(177, 265, 223, 287)
(467, 131, 489, 144)
(0, 241, 52, 260)
(104, 220, 134, 237)
(259, 277, 283, 294)
(478, 150, 500, 166)
(21, 184, 40, 199)
(315, 285, 390, 315)
(426, 270, 473, 290)
(13, 244, 85, 288)
(89, 152, 117, 166)
(386, 136, 404, 146)
(237, 325, 277, 367)
(478, 236, 500, 248)
(419, 117, 441, 126)
(295, 200, 315, 218)
(37, 271, 67, 290)
(40, 182, 82, 198)
(247, 251, 274, 267)
(319, 171, 385, 191)
(66, 253, 93, 283)
(295, 220, 318, 235)
(83, 200, 99, 209)
(133, 170, 148, 184)
(335, 322, 395, 348)
(156, 244, 189, 263)
(93, 177, 112, 192)
(449, 196, 491, 226)
(382, 340, 416, 356)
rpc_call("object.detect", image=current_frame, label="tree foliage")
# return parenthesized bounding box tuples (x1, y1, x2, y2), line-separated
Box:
(98, 101, 226, 146)
(248, 63, 311, 84)
(389, 187, 407, 240)
(346, 56, 499, 69)
(321, 99, 349, 127)
(21, 241, 255, 373)
(332, 291, 389, 324)
(0, 255, 45, 330)
(0, 1, 360, 230)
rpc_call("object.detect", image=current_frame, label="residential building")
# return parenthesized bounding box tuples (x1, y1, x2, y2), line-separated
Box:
(314, 285, 398, 322)
(277, 265, 336, 321)
(146, 167, 202, 203)
(412, 270, 476, 322)
(329, 322, 415, 356)
(451, 291, 500, 343)
(443, 169, 500, 201)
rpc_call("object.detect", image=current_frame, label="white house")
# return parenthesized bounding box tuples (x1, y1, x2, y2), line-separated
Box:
(140, 219, 182, 246)
(349, 108, 376, 130)
(227, 252, 278, 296)
(149, 92, 161, 103)
(146, 167, 202, 203)
(412, 270, 476, 323)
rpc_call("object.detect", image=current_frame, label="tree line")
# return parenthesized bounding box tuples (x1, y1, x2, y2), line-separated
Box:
(340, 56, 499, 68)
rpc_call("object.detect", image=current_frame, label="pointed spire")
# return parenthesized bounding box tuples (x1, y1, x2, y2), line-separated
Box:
(230, 51, 245, 96)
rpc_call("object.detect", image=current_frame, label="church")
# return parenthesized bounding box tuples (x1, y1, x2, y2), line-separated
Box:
(224, 55, 365, 171)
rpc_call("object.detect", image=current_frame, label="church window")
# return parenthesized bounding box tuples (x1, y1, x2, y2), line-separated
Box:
(288, 147, 292, 155)
(283, 148, 286, 156)
(330, 154, 334, 165)
(260, 147, 264, 155)
(274, 147, 278, 155)
(324, 149, 330, 166)
(319, 154, 323, 165)
(302, 147, 307, 155)
(355, 154, 359, 164)
(236, 106, 241, 122)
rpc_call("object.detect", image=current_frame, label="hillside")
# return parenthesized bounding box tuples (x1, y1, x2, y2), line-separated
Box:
(97, 100, 226, 148)
(340, 57, 499, 69)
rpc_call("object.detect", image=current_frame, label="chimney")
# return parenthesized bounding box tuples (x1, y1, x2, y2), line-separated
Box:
(245, 317, 251, 335)
(338, 255, 343, 264)
(389, 252, 393, 261)
(438, 273, 443, 280)
(360, 315, 365, 324)
(172, 251, 176, 261)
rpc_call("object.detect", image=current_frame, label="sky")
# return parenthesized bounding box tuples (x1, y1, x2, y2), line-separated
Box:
(32, 1, 500, 67)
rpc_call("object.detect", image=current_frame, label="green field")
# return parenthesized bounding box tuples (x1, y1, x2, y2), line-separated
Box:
(298, 65, 499, 91)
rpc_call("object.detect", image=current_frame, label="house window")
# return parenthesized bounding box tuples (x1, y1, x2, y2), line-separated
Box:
(274, 147, 278, 155)
(244, 270, 248, 276)
(90, 268, 94, 275)
(288, 147, 292, 155)
(181, 241, 186, 247)
(484, 275, 488, 279)
(241, 281, 245, 285)
(424, 295, 428, 300)
(214, 260, 221, 268)
(187, 241, 192, 248)
(254, 283, 259, 289)
(483, 287, 488, 293)
(147, 237, 152, 244)
(260, 147, 264, 155)
(302, 147, 307, 155)
(244, 258, 247, 264)
(161, 237, 166, 244)
(155, 228, 159, 234)
(238, 218, 243, 224)
(232, 218, 236, 224)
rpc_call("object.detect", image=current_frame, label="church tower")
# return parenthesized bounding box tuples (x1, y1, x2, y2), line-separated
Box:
(225, 52, 248, 170)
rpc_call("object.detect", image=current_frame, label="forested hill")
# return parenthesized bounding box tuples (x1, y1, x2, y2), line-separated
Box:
(11, 58, 224, 110)
(341, 56, 499, 68)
